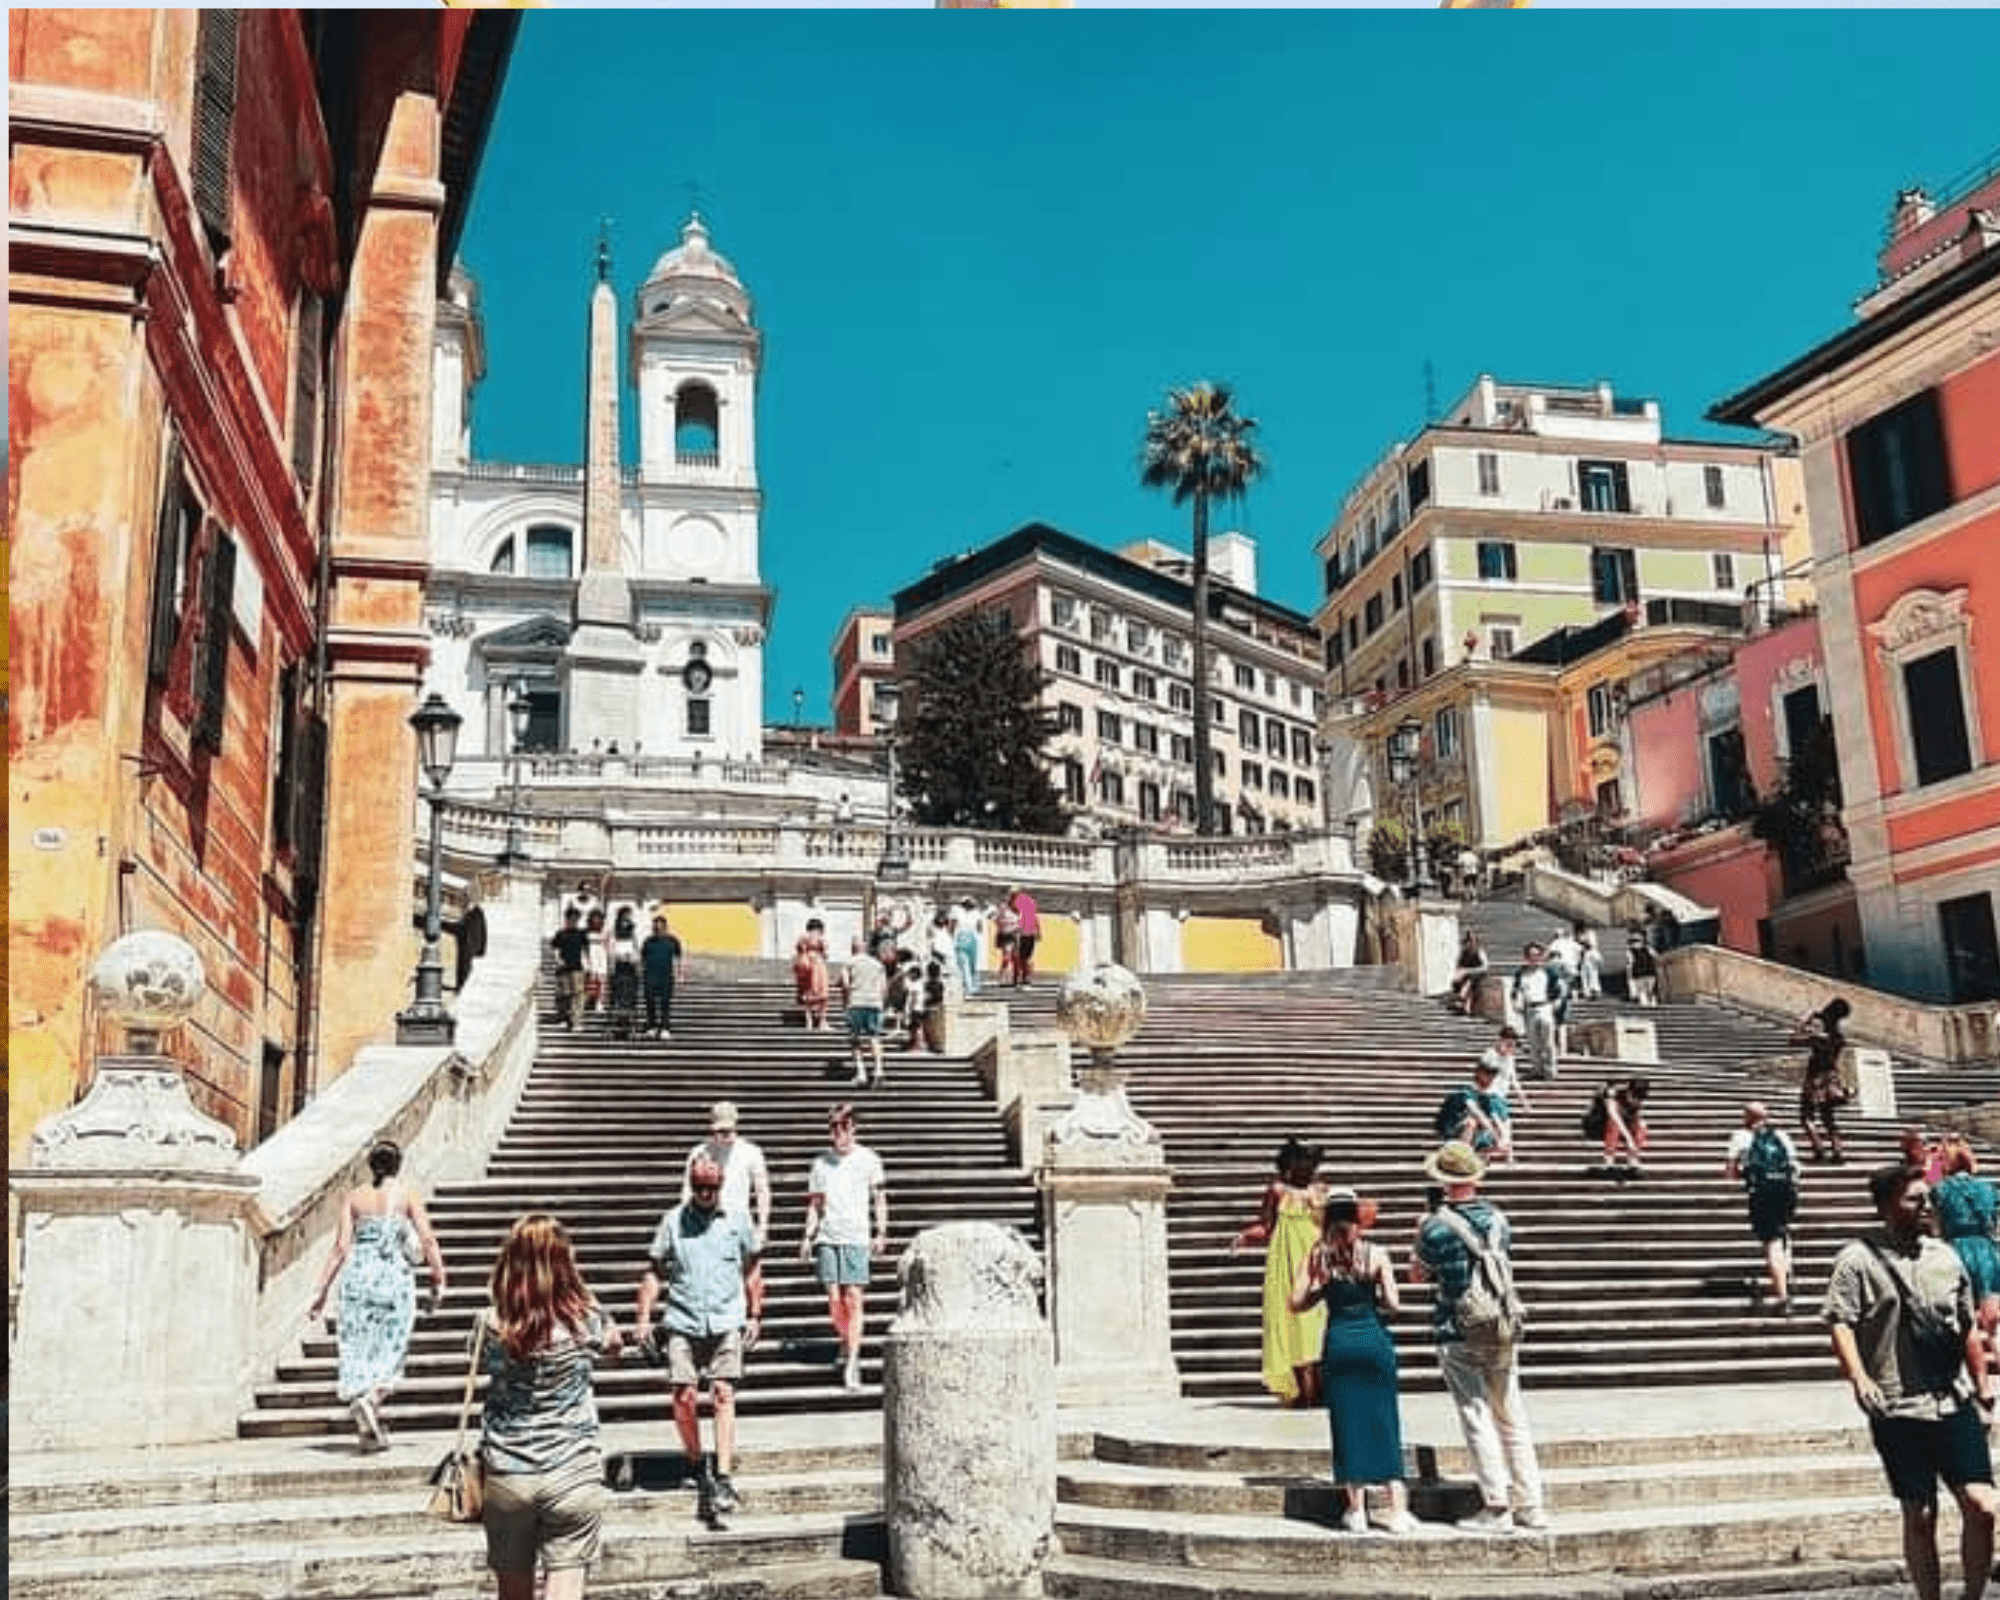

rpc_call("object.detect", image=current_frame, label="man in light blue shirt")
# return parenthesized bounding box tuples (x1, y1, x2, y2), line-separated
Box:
(637, 1157, 762, 1519)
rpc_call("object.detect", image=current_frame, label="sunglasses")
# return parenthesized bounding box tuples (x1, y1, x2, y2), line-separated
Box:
(691, 1182, 721, 1195)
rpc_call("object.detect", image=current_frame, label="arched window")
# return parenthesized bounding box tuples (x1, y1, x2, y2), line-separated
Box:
(489, 536, 515, 574)
(675, 383, 720, 464)
(524, 524, 573, 580)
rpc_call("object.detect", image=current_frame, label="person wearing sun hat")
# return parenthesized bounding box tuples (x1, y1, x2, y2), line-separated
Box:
(1411, 1140, 1549, 1534)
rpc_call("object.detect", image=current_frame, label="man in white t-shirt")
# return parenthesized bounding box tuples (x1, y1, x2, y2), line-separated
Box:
(842, 938, 889, 1088)
(681, 1100, 772, 1253)
(799, 1103, 888, 1391)
(1510, 944, 1564, 1080)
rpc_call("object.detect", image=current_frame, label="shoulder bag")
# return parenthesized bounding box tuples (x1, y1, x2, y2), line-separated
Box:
(426, 1316, 488, 1523)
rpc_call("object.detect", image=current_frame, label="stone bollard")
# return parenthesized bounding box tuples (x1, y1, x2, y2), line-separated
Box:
(884, 1222, 1055, 1599)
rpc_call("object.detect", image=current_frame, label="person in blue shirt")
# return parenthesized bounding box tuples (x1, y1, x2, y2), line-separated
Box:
(635, 1157, 762, 1520)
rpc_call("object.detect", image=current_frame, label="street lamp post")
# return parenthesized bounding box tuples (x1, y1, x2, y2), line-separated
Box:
(1386, 713, 1433, 898)
(397, 692, 463, 1046)
(878, 684, 909, 883)
(499, 678, 532, 868)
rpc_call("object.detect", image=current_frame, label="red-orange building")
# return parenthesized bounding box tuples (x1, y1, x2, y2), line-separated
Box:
(1712, 158, 2000, 1004)
(8, 10, 518, 1155)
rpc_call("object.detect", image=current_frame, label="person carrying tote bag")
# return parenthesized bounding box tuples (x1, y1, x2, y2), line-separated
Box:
(474, 1215, 624, 1600)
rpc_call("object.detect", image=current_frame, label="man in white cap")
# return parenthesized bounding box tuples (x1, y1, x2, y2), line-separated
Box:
(1411, 1139, 1548, 1533)
(681, 1101, 772, 1252)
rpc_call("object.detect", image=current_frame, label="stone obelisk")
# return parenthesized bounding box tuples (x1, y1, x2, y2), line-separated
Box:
(562, 232, 642, 748)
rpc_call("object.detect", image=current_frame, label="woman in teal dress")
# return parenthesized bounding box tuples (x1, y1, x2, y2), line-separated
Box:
(1287, 1188, 1418, 1534)
(1935, 1136, 2000, 1313)
(308, 1141, 448, 1451)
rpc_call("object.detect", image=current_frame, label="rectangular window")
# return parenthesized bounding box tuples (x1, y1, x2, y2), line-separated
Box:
(1132, 671, 1158, 701)
(1939, 893, 2000, 1003)
(1406, 458, 1431, 510)
(1089, 610, 1112, 642)
(1169, 683, 1193, 713)
(1211, 698, 1227, 726)
(1162, 635, 1185, 669)
(526, 527, 573, 579)
(1127, 621, 1150, 654)
(870, 632, 892, 657)
(1392, 573, 1405, 612)
(1848, 388, 1952, 546)
(1099, 770, 1125, 806)
(1269, 770, 1289, 799)
(1094, 658, 1121, 690)
(1063, 759, 1086, 803)
(687, 697, 711, 737)
(1591, 546, 1639, 605)
(1476, 542, 1517, 582)
(1435, 705, 1461, 758)
(1266, 716, 1285, 754)
(1477, 451, 1500, 496)
(1781, 684, 1822, 762)
(191, 530, 237, 752)
(1234, 663, 1256, 690)
(149, 439, 198, 684)
(1170, 732, 1193, 763)
(1174, 791, 1197, 825)
(1238, 709, 1260, 750)
(1057, 702, 1083, 734)
(1242, 761, 1264, 790)
(1420, 635, 1436, 678)
(1707, 725, 1752, 815)
(1132, 722, 1158, 755)
(1588, 683, 1616, 739)
(1096, 710, 1122, 744)
(1291, 728, 1313, 765)
(1364, 594, 1385, 635)
(1711, 552, 1737, 593)
(192, 10, 239, 251)
(1051, 593, 1077, 630)
(1704, 464, 1727, 510)
(1324, 554, 1345, 595)
(1904, 647, 1973, 786)
(1347, 616, 1360, 651)
(1139, 780, 1162, 822)
(1489, 626, 1517, 660)
(1410, 547, 1433, 593)
(1578, 459, 1633, 513)
(1055, 643, 1081, 675)
(1296, 777, 1316, 807)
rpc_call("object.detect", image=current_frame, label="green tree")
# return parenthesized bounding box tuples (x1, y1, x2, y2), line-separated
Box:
(899, 609, 1069, 836)
(1140, 381, 1264, 835)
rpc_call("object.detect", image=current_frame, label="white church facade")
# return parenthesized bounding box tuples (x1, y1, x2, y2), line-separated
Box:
(424, 217, 773, 764)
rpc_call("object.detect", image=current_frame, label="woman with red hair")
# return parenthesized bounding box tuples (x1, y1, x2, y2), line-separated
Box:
(476, 1215, 623, 1600)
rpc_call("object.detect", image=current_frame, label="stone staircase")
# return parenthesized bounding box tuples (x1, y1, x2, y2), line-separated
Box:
(16, 958, 2000, 1599)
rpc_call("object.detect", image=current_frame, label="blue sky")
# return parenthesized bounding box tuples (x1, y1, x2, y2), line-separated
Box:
(455, 9, 2000, 722)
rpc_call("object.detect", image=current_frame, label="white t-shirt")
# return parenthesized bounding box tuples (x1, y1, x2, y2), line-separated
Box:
(809, 1143, 885, 1248)
(845, 953, 888, 1009)
(682, 1136, 769, 1242)
(1479, 1047, 1528, 1104)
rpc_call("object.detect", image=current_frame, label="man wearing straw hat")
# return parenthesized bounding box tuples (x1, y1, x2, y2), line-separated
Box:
(1411, 1140, 1549, 1533)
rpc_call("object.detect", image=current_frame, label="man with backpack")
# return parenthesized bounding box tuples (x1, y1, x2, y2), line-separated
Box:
(1411, 1140, 1548, 1533)
(1435, 1059, 1512, 1162)
(1727, 1102, 1800, 1311)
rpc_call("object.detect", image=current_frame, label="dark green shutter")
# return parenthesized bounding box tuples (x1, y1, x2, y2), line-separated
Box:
(192, 10, 240, 252)
(290, 293, 322, 491)
(193, 532, 235, 751)
(148, 436, 185, 684)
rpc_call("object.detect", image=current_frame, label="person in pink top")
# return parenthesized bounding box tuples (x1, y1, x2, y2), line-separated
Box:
(1007, 887, 1042, 988)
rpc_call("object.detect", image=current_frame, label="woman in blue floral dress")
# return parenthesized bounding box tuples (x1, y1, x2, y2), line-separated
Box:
(308, 1140, 447, 1450)
(1935, 1136, 2000, 1316)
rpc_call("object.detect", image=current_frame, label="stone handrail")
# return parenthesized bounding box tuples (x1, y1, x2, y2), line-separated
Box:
(238, 871, 543, 1378)
(1660, 941, 2000, 1067)
(1526, 859, 1718, 939)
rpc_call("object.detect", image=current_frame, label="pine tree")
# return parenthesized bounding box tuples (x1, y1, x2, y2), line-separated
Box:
(899, 609, 1069, 835)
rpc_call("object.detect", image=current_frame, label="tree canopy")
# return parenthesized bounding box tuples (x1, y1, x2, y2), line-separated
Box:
(897, 608, 1069, 836)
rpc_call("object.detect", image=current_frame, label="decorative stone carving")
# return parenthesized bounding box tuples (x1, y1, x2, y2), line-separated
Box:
(884, 1222, 1055, 1600)
(87, 929, 206, 1051)
(425, 609, 478, 639)
(1053, 961, 1146, 1054)
(1869, 587, 1969, 654)
(733, 624, 765, 647)
(1047, 964, 1156, 1155)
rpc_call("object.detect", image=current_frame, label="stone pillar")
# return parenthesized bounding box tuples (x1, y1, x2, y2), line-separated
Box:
(10, 933, 263, 1449)
(884, 1222, 1055, 1599)
(1038, 964, 1180, 1405)
(1847, 1046, 1897, 1120)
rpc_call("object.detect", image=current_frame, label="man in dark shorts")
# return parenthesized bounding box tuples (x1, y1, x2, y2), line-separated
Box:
(637, 1157, 763, 1521)
(1726, 1101, 1799, 1310)
(550, 907, 589, 1030)
(1824, 1162, 1998, 1600)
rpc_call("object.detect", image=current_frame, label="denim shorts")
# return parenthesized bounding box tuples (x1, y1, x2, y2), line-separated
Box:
(815, 1242, 870, 1287)
(483, 1451, 606, 1574)
(1869, 1406, 1993, 1506)
(846, 1006, 883, 1039)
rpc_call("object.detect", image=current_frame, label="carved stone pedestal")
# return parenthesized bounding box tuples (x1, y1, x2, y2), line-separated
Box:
(884, 1222, 1055, 1599)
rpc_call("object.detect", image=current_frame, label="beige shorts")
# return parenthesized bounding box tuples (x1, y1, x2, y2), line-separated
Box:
(483, 1452, 606, 1575)
(666, 1327, 744, 1387)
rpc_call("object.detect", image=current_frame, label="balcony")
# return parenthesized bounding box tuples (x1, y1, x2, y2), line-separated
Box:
(675, 449, 720, 469)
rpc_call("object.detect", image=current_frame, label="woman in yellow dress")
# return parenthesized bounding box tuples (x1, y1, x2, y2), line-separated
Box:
(1232, 1138, 1330, 1406)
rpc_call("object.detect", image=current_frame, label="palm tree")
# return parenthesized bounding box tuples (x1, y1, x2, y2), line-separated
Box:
(1140, 382, 1264, 835)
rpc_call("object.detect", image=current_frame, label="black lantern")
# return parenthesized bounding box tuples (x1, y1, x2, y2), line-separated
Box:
(397, 692, 463, 1045)
(500, 679, 533, 868)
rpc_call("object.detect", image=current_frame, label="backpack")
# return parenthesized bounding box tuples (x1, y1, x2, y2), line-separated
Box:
(1431, 1206, 1526, 1356)
(1741, 1124, 1797, 1198)
(1435, 1088, 1474, 1140)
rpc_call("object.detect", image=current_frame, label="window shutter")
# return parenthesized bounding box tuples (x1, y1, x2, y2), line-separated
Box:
(148, 435, 186, 683)
(1905, 387, 1952, 521)
(192, 10, 240, 252)
(1611, 460, 1632, 512)
(290, 293, 322, 491)
(193, 531, 236, 751)
(292, 709, 329, 905)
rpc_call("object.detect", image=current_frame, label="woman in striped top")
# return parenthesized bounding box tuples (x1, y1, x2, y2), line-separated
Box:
(477, 1215, 624, 1600)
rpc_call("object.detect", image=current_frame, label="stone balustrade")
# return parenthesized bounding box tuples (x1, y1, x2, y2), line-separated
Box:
(1526, 859, 1720, 943)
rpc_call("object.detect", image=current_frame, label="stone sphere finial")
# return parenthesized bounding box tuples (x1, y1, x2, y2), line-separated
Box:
(1055, 963, 1147, 1057)
(88, 931, 206, 1054)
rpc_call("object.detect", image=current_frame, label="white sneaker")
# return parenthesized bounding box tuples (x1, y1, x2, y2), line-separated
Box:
(1376, 1510, 1420, 1535)
(850, 1066, 869, 1086)
(1339, 1506, 1369, 1534)
(1456, 1506, 1514, 1534)
(1514, 1506, 1550, 1531)
(842, 1356, 861, 1391)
